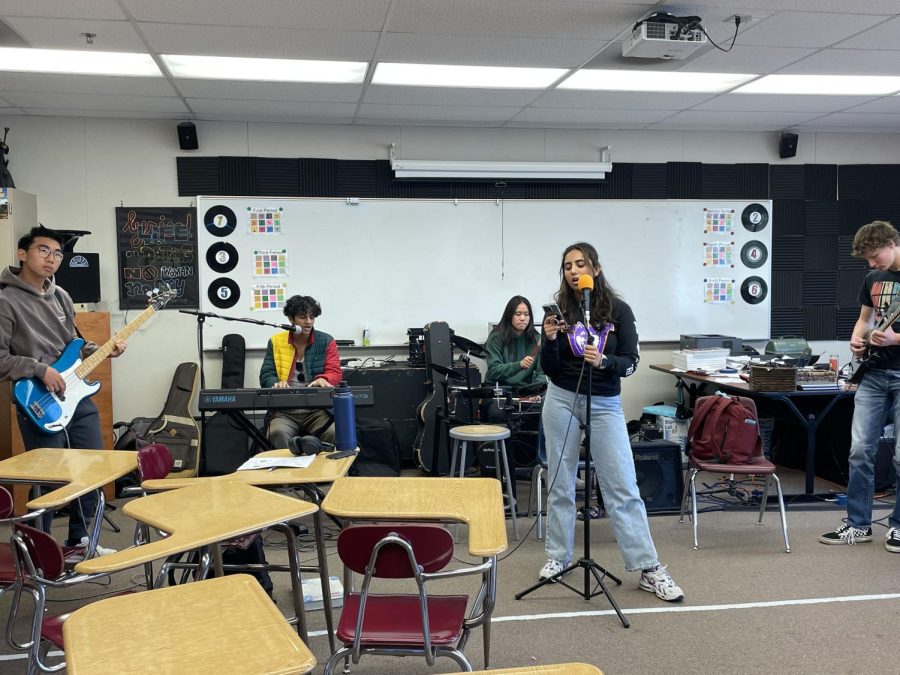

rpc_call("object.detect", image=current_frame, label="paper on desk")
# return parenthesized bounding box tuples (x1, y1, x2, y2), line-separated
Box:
(236, 456, 315, 471)
(711, 376, 745, 384)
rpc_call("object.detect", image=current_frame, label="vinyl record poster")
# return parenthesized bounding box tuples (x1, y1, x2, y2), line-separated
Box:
(741, 203, 769, 232)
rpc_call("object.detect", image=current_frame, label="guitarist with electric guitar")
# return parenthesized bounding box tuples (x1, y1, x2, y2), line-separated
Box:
(0, 226, 134, 549)
(820, 220, 900, 551)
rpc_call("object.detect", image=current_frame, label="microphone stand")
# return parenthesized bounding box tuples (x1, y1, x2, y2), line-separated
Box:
(515, 297, 629, 628)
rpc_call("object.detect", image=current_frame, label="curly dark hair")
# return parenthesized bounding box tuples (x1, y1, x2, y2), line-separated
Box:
(17, 225, 65, 252)
(554, 242, 621, 328)
(283, 295, 322, 320)
(852, 220, 899, 257)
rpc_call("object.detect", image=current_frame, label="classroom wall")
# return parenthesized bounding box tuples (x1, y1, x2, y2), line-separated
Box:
(0, 114, 889, 425)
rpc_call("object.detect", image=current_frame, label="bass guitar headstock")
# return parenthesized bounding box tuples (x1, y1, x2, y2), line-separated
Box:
(147, 283, 177, 311)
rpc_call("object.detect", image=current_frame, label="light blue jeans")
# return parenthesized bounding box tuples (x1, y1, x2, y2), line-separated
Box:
(846, 369, 900, 529)
(542, 382, 660, 571)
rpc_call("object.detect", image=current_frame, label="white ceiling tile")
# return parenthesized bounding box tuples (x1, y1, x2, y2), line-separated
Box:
(0, 72, 178, 96)
(843, 95, 900, 113)
(356, 117, 504, 127)
(388, 0, 655, 41)
(4, 17, 143, 50)
(680, 45, 816, 74)
(506, 120, 650, 129)
(653, 109, 823, 129)
(3, 90, 188, 113)
(512, 108, 677, 124)
(376, 32, 603, 68)
(0, 107, 24, 114)
(780, 49, 900, 75)
(734, 12, 889, 48)
(363, 85, 537, 107)
(532, 90, 715, 110)
(693, 93, 881, 112)
(691, 1, 900, 13)
(796, 111, 900, 130)
(138, 23, 379, 61)
(197, 113, 353, 124)
(187, 98, 357, 118)
(20, 108, 179, 119)
(834, 16, 900, 49)
(118, 0, 391, 30)
(0, 0, 126, 20)
(174, 80, 363, 103)
(358, 103, 518, 122)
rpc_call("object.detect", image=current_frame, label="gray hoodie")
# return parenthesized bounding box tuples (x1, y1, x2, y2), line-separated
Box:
(0, 266, 96, 382)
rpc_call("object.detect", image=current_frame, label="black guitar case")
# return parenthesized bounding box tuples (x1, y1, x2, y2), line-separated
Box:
(142, 362, 201, 475)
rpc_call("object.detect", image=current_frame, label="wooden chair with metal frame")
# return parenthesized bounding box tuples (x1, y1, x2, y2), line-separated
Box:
(323, 523, 494, 674)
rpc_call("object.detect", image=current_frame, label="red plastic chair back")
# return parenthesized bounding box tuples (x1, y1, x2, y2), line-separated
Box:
(0, 486, 13, 519)
(337, 524, 454, 578)
(137, 443, 174, 480)
(12, 523, 65, 581)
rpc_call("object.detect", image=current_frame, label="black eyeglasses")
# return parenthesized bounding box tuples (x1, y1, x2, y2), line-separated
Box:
(34, 245, 64, 262)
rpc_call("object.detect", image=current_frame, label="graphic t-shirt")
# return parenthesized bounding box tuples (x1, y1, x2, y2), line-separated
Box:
(859, 269, 900, 370)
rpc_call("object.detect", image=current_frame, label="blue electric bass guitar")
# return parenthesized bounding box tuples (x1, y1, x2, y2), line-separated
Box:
(14, 286, 175, 433)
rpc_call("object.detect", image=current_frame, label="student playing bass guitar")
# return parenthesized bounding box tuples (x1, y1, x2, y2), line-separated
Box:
(0, 226, 125, 551)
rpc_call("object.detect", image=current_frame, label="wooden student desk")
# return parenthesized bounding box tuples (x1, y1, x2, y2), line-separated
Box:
(63, 574, 316, 675)
(0, 448, 137, 555)
(471, 664, 603, 675)
(322, 476, 508, 668)
(75, 481, 318, 643)
(140, 448, 354, 653)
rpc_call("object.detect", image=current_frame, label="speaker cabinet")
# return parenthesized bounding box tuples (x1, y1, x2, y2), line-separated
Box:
(177, 121, 199, 150)
(200, 411, 263, 475)
(631, 440, 683, 512)
(54, 252, 101, 303)
(779, 131, 798, 159)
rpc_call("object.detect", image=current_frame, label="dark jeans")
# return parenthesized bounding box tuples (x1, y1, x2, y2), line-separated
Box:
(16, 398, 102, 545)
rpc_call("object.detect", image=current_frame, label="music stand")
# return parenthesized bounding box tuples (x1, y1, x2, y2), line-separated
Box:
(451, 334, 487, 423)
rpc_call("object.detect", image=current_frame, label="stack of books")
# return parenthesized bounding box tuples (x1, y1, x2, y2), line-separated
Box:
(672, 348, 729, 371)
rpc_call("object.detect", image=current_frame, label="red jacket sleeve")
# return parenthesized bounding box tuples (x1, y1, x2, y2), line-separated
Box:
(320, 340, 343, 385)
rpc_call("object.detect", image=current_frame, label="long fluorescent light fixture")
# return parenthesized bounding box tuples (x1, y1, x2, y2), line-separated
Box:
(559, 69, 756, 93)
(390, 145, 612, 180)
(734, 74, 900, 96)
(162, 54, 368, 83)
(373, 62, 568, 89)
(0, 47, 161, 77)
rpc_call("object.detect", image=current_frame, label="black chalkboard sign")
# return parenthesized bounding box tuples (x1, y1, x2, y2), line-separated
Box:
(116, 207, 199, 310)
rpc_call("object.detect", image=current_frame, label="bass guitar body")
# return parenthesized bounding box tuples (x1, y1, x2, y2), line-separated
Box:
(14, 339, 98, 434)
(849, 296, 900, 385)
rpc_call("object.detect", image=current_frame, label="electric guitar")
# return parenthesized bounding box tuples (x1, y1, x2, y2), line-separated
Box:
(849, 296, 900, 385)
(14, 285, 176, 433)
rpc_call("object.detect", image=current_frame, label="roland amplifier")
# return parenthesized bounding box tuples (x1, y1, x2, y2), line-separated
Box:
(631, 440, 683, 513)
(54, 252, 101, 303)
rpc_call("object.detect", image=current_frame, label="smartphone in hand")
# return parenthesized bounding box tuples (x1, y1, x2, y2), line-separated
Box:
(542, 303, 563, 320)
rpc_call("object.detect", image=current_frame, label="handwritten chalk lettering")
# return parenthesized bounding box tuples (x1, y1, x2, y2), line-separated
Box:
(124, 278, 186, 298)
(159, 266, 194, 279)
(124, 211, 195, 242)
(122, 267, 160, 282)
(133, 244, 195, 266)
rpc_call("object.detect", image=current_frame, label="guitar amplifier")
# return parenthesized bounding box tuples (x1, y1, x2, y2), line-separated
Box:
(54, 252, 101, 303)
(631, 440, 683, 513)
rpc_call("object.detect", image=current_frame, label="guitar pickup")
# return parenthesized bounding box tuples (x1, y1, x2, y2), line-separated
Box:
(29, 402, 45, 417)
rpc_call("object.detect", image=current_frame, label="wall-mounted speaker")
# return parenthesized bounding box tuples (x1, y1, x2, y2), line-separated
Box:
(177, 121, 198, 151)
(779, 131, 798, 159)
(54, 252, 101, 303)
(631, 440, 683, 513)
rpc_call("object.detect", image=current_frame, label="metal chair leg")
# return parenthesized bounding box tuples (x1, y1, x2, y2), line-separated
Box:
(771, 474, 791, 553)
(757, 474, 772, 524)
(689, 470, 700, 550)
(497, 440, 518, 540)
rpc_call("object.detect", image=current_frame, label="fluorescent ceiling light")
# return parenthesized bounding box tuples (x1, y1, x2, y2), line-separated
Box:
(0, 47, 161, 77)
(558, 69, 756, 93)
(373, 62, 568, 89)
(162, 54, 367, 83)
(390, 145, 612, 180)
(734, 74, 900, 96)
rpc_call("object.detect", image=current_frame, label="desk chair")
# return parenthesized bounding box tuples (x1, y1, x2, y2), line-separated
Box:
(324, 524, 489, 674)
(679, 446, 790, 553)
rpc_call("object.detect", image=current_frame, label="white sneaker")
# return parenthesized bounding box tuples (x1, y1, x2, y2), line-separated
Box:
(639, 565, 684, 602)
(538, 558, 570, 581)
(80, 536, 117, 557)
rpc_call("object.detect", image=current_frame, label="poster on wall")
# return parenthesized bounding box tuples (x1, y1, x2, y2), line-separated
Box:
(116, 207, 199, 310)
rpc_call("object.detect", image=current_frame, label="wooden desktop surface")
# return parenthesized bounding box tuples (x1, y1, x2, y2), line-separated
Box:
(63, 574, 315, 675)
(75, 481, 316, 574)
(141, 448, 355, 491)
(322, 476, 508, 557)
(471, 664, 602, 675)
(0, 448, 137, 510)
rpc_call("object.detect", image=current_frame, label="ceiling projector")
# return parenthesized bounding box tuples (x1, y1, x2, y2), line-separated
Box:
(622, 13, 708, 60)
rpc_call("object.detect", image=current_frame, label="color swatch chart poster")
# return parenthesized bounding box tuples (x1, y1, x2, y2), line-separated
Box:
(704, 208, 735, 234)
(251, 283, 287, 310)
(703, 242, 735, 267)
(247, 207, 283, 234)
(253, 249, 287, 277)
(704, 278, 735, 304)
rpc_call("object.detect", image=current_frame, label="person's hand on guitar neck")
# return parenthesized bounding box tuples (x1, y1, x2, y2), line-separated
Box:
(861, 326, 899, 352)
(109, 339, 127, 358)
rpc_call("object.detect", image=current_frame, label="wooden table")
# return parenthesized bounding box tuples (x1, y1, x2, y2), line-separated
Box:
(63, 574, 316, 675)
(471, 664, 602, 675)
(322, 476, 507, 667)
(141, 448, 354, 652)
(0, 448, 137, 555)
(75, 481, 317, 642)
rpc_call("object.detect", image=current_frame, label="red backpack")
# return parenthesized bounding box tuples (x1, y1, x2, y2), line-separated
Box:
(687, 395, 761, 464)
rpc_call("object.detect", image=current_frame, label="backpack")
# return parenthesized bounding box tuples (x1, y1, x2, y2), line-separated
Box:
(687, 394, 761, 464)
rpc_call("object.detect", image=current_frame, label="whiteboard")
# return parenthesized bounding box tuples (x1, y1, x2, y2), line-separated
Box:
(197, 197, 771, 348)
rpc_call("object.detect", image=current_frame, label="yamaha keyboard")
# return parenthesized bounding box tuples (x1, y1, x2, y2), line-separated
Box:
(199, 386, 374, 411)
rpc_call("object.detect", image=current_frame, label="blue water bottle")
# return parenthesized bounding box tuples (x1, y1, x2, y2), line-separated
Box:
(332, 381, 357, 451)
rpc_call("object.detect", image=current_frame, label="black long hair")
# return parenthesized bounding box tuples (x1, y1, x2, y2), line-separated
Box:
(492, 295, 540, 348)
(554, 242, 621, 328)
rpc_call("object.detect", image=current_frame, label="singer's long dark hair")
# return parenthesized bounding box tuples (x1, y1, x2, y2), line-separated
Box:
(554, 242, 621, 328)
(491, 295, 540, 348)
